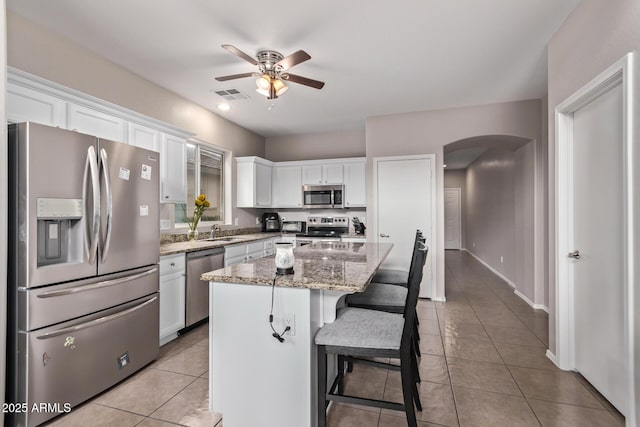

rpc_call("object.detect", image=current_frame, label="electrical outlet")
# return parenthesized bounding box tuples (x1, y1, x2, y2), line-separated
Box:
(500, 256, 504, 263)
(284, 313, 296, 337)
(159, 219, 171, 230)
(256, 217, 261, 225)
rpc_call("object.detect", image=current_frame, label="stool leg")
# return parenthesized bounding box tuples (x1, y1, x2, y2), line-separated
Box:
(400, 348, 417, 427)
(318, 345, 327, 427)
(337, 355, 345, 395)
(411, 348, 421, 384)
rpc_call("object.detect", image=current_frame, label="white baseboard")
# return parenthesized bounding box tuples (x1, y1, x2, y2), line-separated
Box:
(514, 289, 549, 313)
(431, 296, 446, 302)
(546, 349, 560, 368)
(464, 249, 516, 288)
(464, 249, 549, 312)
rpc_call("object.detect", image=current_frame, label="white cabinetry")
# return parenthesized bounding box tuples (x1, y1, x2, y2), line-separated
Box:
(67, 103, 126, 142)
(274, 166, 303, 208)
(159, 254, 186, 345)
(224, 244, 248, 267)
(160, 134, 187, 203)
(236, 157, 273, 208)
(302, 164, 344, 185)
(128, 122, 160, 152)
(6, 83, 66, 127)
(343, 160, 366, 207)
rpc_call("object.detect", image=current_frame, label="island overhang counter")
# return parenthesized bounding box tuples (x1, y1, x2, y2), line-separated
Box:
(201, 242, 393, 427)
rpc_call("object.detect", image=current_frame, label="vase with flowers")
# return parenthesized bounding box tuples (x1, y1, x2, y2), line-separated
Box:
(186, 194, 210, 241)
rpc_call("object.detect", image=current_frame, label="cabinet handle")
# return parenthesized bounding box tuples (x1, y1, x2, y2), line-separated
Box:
(170, 262, 175, 266)
(164, 195, 169, 199)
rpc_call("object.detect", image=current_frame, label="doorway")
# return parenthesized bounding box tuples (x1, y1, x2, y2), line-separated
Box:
(555, 53, 634, 418)
(444, 188, 461, 250)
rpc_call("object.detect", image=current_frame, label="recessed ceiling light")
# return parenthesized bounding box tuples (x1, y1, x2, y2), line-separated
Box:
(217, 103, 231, 111)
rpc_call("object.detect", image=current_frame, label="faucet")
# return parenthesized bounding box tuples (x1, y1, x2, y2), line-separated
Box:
(210, 224, 222, 239)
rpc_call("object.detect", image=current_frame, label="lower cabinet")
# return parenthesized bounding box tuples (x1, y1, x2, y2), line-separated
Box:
(159, 254, 186, 345)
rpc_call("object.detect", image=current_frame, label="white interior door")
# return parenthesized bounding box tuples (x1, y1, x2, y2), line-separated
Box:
(444, 188, 461, 250)
(374, 155, 434, 298)
(572, 82, 627, 415)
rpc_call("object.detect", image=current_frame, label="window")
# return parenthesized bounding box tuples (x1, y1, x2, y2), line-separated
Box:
(175, 143, 224, 226)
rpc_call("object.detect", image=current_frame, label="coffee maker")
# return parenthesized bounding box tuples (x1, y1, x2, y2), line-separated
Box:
(262, 212, 281, 232)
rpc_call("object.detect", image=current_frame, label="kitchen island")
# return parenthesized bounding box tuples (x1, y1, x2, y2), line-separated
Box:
(201, 241, 393, 427)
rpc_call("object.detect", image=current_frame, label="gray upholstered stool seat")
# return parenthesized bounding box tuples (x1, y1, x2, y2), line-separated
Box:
(315, 307, 403, 350)
(345, 283, 407, 308)
(371, 268, 409, 286)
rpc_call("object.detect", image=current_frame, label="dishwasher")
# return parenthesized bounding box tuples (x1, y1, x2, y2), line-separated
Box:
(185, 248, 224, 328)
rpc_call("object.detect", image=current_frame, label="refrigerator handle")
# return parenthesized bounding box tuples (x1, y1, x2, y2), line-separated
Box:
(99, 148, 113, 263)
(83, 146, 100, 264)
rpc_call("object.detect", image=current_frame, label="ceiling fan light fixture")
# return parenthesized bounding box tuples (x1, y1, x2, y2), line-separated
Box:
(256, 74, 271, 91)
(256, 87, 270, 97)
(272, 79, 288, 96)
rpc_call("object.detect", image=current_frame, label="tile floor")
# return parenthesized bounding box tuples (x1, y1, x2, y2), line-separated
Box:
(47, 250, 624, 426)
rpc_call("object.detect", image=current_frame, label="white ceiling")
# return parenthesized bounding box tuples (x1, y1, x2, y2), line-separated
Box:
(7, 0, 581, 138)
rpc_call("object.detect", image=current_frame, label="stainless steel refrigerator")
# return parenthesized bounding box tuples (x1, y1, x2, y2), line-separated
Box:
(7, 122, 161, 426)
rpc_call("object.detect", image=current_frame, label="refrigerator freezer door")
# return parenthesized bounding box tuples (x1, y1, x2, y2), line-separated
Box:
(14, 294, 159, 427)
(18, 265, 159, 332)
(11, 123, 99, 288)
(97, 138, 160, 275)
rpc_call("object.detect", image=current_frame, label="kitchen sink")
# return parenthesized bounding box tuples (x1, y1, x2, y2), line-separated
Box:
(203, 237, 241, 242)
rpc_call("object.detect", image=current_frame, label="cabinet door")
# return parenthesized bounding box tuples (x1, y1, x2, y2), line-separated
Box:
(7, 83, 66, 127)
(129, 122, 160, 152)
(344, 162, 366, 207)
(159, 273, 185, 342)
(323, 164, 344, 184)
(161, 134, 187, 203)
(302, 165, 323, 185)
(255, 162, 272, 207)
(275, 166, 303, 207)
(67, 103, 126, 142)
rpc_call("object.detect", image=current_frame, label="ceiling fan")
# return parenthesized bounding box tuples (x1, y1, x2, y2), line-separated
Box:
(215, 44, 325, 99)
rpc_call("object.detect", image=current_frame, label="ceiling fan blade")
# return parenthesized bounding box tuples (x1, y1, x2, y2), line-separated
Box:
(215, 72, 255, 82)
(276, 50, 311, 70)
(282, 73, 325, 89)
(221, 44, 258, 65)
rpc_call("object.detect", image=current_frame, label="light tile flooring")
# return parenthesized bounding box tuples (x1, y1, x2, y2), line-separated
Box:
(47, 250, 624, 426)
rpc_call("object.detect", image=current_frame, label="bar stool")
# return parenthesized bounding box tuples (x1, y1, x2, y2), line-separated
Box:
(315, 246, 427, 427)
(346, 231, 425, 356)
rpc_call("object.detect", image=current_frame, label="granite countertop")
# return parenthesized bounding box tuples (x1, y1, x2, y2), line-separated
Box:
(160, 233, 281, 256)
(201, 242, 393, 292)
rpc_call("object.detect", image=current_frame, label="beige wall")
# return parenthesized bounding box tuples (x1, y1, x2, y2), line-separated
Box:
(6, 11, 266, 228)
(443, 169, 466, 249)
(265, 129, 365, 162)
(366, 99, 543, 300)
(547, 0, 640, 412)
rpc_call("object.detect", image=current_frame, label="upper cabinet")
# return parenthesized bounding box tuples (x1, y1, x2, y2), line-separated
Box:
(6, 83, 66, 127)
(236, 157, 273, 208)
(302, 164, 344, 185)
(343, 161, 366, 207)
(274, 165, 303, 208)
(128, 122, 160, 152)
(67, 103, 126, 142)
(160, 134, 187, 204)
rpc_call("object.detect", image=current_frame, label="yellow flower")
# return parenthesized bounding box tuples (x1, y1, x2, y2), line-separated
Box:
(195, 199, 203, 206)
(197, 194, 207, 201)
(204, 201, 211, 208)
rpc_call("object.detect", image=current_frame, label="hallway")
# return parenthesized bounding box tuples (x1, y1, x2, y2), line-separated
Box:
(325, 250, 624, 426)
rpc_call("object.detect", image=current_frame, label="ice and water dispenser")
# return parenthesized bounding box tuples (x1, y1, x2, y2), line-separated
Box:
(36, 198, 84, 266)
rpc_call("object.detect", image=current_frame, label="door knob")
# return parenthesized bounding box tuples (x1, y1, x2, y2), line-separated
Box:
(380, 233, 390, 238)
(568, 250, 581, 259)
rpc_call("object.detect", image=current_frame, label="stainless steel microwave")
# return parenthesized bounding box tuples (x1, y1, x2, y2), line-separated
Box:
(302, 185, 344, 209)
